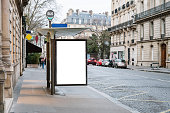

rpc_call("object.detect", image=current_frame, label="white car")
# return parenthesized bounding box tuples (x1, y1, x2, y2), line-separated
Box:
(103, 59, 110, 66)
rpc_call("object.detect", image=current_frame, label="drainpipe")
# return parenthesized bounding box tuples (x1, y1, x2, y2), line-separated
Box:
(157, 42, 159, 67)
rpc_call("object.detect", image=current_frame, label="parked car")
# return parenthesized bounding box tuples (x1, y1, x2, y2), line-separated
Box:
(112, 59, 127, 68)
(103, 59, 113, 67)
(87, 58, 97, 65)
(96, 59, 103, 66)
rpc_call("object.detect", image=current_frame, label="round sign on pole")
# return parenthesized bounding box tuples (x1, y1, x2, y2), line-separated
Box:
(46, 10, 54, 21)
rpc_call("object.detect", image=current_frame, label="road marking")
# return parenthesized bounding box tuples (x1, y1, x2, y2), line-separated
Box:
(121, 99, 170, 103)
(160, 109, 170, 113)
(118, 92, 147, 100)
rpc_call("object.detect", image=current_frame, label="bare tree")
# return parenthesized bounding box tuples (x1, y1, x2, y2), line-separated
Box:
(24, 0, 61, 31)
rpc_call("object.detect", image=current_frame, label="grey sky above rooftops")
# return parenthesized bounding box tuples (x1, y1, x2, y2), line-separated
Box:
(56, 0, 111, 23)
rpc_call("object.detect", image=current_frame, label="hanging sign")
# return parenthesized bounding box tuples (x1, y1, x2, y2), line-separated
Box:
(46, 10, 54, 21)
(26, 34, 32, 40)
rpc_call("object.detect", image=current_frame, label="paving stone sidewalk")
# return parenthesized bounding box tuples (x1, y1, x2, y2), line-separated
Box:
(10, 68, 136, 113)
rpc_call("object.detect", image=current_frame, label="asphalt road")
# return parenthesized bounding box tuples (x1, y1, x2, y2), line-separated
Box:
(88, 65, 170, 113)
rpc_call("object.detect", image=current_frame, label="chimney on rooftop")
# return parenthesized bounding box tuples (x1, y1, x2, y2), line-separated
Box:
(105, 12, 108, 17)
(89, 10, 93, 15)
(68, 9, 74, 16)
(76, 9, 80, 15)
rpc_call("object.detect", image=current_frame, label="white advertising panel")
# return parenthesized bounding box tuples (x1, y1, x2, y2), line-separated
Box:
(56, 40, 87, 85)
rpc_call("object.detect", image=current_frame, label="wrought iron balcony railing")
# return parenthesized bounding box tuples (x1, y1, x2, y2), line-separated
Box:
(135, 1, 170, 22)
(108, 19, 133, 32)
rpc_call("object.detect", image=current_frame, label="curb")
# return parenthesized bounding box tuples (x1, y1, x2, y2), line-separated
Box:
(128, 68, 170, 74)
(87, 86, 140, 113)
(139, 70, 170, 74)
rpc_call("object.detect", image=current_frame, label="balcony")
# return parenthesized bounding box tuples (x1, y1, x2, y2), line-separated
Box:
(108, 20, 134, 32)
(135, 1, 170, 22)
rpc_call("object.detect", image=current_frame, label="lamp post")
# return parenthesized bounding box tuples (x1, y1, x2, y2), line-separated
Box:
(46, 10, 54, 91)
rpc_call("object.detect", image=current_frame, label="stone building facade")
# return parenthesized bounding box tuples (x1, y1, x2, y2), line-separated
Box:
(109, 0, 170, 68)
(109, 0, 137, 66)
(0, 0, 29, 112)
(134, 0, 170, 68)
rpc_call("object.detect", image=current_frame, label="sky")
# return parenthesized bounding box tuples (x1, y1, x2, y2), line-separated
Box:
(56, 0, 111, 23)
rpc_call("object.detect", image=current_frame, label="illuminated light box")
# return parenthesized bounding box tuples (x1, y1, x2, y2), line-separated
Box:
(55, 40, 87, 86)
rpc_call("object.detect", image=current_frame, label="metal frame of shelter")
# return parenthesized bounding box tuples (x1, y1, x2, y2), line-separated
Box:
(37, 27, 88, 95)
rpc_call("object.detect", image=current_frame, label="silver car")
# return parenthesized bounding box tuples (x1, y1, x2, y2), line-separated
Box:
(103, 59, 110, 67)
(112, 59, 127, 68)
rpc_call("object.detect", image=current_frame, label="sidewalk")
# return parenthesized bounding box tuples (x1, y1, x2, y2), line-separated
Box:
(10, 68, 136, 113)
(127, 65, 170, 74)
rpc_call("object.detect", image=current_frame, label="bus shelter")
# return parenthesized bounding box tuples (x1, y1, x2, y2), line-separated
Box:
(37, 27, 88, 95)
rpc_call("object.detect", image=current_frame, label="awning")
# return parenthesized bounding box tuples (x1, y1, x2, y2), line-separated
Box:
(26, 41, 42, 53)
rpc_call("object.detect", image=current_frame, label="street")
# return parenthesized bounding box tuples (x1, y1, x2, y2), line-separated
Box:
(88, 65, 170, 113)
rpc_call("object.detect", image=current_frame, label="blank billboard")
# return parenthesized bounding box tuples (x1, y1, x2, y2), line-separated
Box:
(56, 40, 87, 85)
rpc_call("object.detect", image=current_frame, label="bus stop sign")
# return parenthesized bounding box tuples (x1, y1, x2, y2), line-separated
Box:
(46, 10, 54, 20)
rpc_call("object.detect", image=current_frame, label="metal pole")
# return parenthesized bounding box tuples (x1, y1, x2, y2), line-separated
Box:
(46, 21, 51, 89)
(40, 36, 41, 47)
(51, 38, 55, 95)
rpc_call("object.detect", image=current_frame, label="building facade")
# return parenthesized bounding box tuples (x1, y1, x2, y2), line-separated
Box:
(0, 0, 29, 112)
(110, 0, 137, 66)
(134, 0, 170, 68)
(61, 9, 111, 39)
(109, 0, 170, 68)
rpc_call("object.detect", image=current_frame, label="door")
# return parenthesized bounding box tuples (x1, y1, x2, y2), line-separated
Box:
(161, 44, 166, 68)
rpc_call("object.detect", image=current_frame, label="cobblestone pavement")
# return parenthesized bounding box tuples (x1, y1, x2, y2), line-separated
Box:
(88, 65, 170, 113)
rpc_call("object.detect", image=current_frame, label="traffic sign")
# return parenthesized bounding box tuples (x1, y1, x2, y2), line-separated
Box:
(46, 10, 54, 20)
(26, 34, 32, 40)
(51, 24, 67, 28)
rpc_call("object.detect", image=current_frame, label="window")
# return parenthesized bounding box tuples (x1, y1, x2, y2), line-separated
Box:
(140, 24, 144, 40)
(76, 18, 79, 24)
(132, 30, 134, 39)
(81, 19, 84, 24)
(161, 0, 165, 4)
(119, 34, 121, 44)
(161, 18, 165, 37)
(128, 12, 130, 21)
(71, 18, 74, 23)
(150, 0, 155, 8)
(151, 47, 154, 61)
(123, 32, 126, 42)
(141, 47, 144, 60)
(150, 21, 154, 40)
(141, 1, 144, 12)
(132, 48, 134, 60)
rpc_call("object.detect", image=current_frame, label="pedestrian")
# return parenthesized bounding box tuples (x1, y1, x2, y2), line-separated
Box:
(42, 58, 45, 69)
(39, 58, 42, 67)
(44, 58, 46, 65)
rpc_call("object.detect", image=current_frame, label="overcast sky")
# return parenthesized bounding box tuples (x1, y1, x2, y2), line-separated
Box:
(56, 0, 111, 23)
